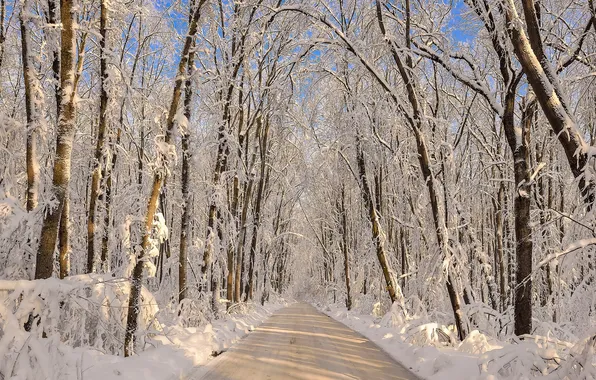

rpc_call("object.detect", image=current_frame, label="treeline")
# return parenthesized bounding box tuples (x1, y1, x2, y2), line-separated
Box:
(1, 0, 595, 357)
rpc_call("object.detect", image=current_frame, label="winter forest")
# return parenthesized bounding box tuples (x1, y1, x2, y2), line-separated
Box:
(1, 0, 596, 378)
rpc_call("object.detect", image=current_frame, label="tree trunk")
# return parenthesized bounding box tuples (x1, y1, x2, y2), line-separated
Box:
(504, 0, 595, 207)
(157, 180, 172, 281)
(235, 119, 261, 302)
(463, 0, 536, 336)
(87, 0, 109, 273)
(0, 0, 5, 70)
(495, 182, 507, 311)
(247, 116, 270, 300)
(227, 175, 239, 305)
(510, 94, 535, 336)
(235, 177, 254, 302)
(20, 2, 41, 212)
(400, 227, 408, 291)
(228, 76, 245, 305)
(178, 116, 190, 303)
(260, 249, 270, 306)
(179, 24, 196, 304)
(35, 0, 77, 280)
(201, 202, 218, 290)
(59, 195, 70, 278)
(124, 0, 207, 356)
(101, 128, 120, 272)
(48, 0, 60, 118)
(355, 135, 398, 304)
(339, 185, 352, 310)
(211, 262, 220, 314)
(124, 176, 161, 357)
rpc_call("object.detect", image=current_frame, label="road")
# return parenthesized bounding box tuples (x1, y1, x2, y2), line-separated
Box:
(194, 303, 419, 380)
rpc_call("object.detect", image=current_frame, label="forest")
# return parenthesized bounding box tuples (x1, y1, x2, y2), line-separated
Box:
(0, 0, 595, 379)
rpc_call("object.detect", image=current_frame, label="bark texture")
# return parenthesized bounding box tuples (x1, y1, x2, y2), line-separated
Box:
(87, 0, 109, 273)
(20, 2, 40, 212)
(35, 0, 77, 279)
(179, 34, 195, 304)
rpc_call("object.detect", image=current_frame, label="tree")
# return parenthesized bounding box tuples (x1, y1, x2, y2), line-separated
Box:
(20, 0, 43, 212)
(179, 0, 197, 304)
(123, 0, 208, 356)
(87, 0, 109, 273)
(504, 0, 595, 207)
(36, 0, 78, 279)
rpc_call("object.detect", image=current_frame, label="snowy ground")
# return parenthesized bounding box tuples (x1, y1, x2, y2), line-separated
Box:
(318, 303, 595, 380)
(2, 277, 593, 380)
(319, 305, 482, 380)
(79, 303, 286, 380)
(191, 302, 419, 380)
(0, 277, 286, 380)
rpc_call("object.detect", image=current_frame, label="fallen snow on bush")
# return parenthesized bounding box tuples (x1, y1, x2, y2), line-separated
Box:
(0, 277, 285, 380)
(80, 302, 285, 380)
(320, 303, 595, 380)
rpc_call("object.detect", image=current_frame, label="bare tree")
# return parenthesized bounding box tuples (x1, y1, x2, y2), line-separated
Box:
(87, 0, 109, 273)
(504, 0, 595, 207)
(20, 0, 42, 212)
(124, 0, 208, 356)
(36, 0, 78, 279)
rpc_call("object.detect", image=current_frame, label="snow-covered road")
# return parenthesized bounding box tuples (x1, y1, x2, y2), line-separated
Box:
(193, 302, 419, 380)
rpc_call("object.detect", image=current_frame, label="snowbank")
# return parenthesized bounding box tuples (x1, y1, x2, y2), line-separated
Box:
(319, 304, 595, 380)
(80, 302, 285, 380)
(0, 277, 285, 380)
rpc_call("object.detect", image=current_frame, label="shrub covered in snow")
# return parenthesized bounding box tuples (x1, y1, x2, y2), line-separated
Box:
(320, 298, 596, 380)
(0, 275, 159, 379)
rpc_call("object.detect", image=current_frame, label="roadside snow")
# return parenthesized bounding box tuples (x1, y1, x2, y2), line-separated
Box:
(80, 303, 286, 380)
(320, 305, 483, 380)
(0, 277, 285, 380)
(320, 303, 595, 380)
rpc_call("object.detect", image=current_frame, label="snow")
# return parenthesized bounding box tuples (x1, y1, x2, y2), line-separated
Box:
(318, 304, 481, 379)
(0, 277, 286, 380)
(318, 303, 595, 379)
(1, 0, 595, 379)
(79, 303, 284, 380)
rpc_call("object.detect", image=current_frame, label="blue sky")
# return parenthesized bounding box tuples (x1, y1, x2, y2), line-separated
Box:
(447, 0, 477, 43)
